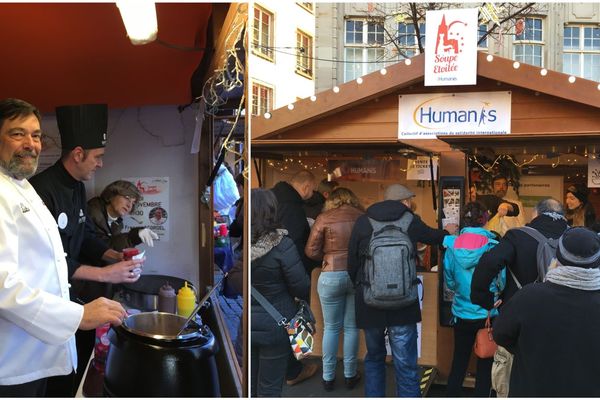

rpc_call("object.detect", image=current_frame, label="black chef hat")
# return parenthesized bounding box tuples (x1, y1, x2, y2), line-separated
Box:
(56, 104, 108, 150)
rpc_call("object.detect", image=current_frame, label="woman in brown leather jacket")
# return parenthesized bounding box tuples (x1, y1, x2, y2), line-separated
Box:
(305, 187, 364, 392)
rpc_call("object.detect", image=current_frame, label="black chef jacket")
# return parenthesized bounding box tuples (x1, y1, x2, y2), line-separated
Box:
(30, 161, 109, 281)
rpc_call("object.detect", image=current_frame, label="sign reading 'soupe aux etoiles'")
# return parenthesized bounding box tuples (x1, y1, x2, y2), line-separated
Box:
(424, 8, 479, 86)
(398, 91, 512, 139)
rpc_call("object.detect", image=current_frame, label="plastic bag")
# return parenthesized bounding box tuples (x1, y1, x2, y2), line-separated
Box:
(213, 165, 239, 214)
(485, 214, 509, 237)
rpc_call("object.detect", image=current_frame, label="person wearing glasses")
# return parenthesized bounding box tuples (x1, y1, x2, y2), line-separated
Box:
(87, 180, 157, 250)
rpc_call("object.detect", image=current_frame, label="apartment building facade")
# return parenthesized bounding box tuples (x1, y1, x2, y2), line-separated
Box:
(249, 1, 316, 117)
(315, 2, 600, 92)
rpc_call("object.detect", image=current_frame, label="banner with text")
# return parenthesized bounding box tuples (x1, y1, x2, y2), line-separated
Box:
(425, 8, 479, 86)
(398, 91, 511, 139)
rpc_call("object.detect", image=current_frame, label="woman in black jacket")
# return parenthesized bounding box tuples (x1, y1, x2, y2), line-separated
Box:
(251, 189, 310, 397)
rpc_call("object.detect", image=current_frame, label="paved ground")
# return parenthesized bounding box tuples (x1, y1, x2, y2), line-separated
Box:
(281, 357, 475, 397)
(214, 269, 243, 347)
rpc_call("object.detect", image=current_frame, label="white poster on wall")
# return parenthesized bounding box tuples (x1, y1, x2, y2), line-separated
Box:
(123, 177, 170, 242)
(425, 8, 479, 86)
(517, 175, 564, 222)
(406, 156, 439, 180)
(398, 91, 512, 139)
(588, 159, 600, 188)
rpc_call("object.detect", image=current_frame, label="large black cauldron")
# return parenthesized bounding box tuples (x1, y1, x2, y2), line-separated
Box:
(104, 312, 220, 397)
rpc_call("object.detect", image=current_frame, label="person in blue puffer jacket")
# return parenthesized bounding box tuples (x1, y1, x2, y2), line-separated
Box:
(443, 201, 505, 397)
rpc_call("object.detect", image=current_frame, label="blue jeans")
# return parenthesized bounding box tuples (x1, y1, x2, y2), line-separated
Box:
(363, 325, 420, 397)
(317, 271, 359, 381)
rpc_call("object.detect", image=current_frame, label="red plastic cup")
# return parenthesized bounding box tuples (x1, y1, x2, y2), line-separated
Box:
(123, 248, 139, 261)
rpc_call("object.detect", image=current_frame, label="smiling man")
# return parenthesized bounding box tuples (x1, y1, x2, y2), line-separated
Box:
(0, 98, 126, 397)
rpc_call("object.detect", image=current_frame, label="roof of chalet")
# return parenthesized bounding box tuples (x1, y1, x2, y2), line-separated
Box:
(251, 52, 600, 152)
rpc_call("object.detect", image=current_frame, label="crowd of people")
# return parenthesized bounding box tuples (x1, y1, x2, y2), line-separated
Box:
(251, 169, 600, 398)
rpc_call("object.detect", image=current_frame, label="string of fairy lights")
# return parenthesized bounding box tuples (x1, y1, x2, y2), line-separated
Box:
(266, 155, 433, 173)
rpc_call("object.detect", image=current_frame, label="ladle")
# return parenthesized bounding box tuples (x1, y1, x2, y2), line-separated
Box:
(175, 273, 228, 336)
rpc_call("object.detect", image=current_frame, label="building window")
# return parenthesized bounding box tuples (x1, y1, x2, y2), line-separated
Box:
(296, 30, 314, 78)
(251, 83, 273, 116)
(297, 2, 313, 13)
(253, 5, 274, 60)
(563, 25, 600, 82)
(397, 22, 426, 58)
(478, 24, 488, 49)
(513, 17, 544, 67)
(344, 19, 385, 82)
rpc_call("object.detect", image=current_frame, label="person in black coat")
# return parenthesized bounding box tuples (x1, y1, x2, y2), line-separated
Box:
(347, 184, 457, 397)
(471, 198, 569, 309)
(250, 189, 310, 397)
(270, 170, 318, 385)
(270, 170, 317, 274)
(493, 227, 600, 397)
(30, 104, 143, 397)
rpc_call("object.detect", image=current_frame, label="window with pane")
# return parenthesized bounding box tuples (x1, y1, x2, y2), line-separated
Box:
(478, 24, 488, 49)
(251, 83, 273, 116)
(344, 19, 386, 82)
(563, 25, 600, 82)
(513, 17, 544, 67)
(397, 22, 426, 57)
(253, 5, 274, 60)
(296, 30, 314, 78)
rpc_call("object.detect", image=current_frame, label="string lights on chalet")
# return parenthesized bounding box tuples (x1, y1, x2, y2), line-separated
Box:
(260, 51, 600, 123)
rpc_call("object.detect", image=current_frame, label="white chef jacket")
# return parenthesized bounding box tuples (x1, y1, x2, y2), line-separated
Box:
(0, 171, 83, 385)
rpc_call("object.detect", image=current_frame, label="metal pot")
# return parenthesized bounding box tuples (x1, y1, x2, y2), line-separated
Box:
(119, 275, 193, 311)
(104, 312, 220, 397)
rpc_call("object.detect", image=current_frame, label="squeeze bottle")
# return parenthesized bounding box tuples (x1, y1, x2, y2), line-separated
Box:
(177, 282, 196, 317)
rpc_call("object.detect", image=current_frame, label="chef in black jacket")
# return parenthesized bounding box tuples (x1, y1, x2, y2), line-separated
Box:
(30, 104, 143, 396)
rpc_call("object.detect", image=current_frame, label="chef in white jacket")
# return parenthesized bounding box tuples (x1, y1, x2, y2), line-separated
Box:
(0, 98, 126, 397)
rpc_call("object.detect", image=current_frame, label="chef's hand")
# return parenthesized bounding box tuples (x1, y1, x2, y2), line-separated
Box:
(138, 228, 159, 247)
(79, 297, 126, 330)
(497, 203, 512, 217)
(102, 259, 144, 284)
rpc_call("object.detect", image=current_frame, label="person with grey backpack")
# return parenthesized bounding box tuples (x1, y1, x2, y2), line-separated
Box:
(348, 184, 457, 397)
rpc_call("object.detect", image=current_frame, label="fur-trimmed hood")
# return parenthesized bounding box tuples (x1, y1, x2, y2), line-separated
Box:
(251, 229, 288, 261)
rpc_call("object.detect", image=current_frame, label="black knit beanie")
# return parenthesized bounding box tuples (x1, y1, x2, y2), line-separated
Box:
(566, 184, 589, 205)
(556, 227, 600, 269)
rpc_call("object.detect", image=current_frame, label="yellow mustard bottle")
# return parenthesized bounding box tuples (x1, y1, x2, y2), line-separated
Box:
(177, 282, 196, 318)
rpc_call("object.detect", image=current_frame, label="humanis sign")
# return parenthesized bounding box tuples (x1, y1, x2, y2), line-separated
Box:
(398, 91, 512, 139)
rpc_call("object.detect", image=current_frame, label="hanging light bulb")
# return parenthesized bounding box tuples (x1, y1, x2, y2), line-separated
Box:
(540, 68, 548, 76)
(486, 54, 494, 62)
(117, 0, 158, 45)
(332, 86, 340, 93)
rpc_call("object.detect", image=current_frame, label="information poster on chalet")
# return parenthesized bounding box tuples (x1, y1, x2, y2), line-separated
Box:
(425, 8, 479, 86)
(122, 177, 170, 242)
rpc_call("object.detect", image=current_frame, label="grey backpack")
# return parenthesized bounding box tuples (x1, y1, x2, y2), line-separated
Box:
(509, 226, 558, 288)
(362, 213, 419, 309)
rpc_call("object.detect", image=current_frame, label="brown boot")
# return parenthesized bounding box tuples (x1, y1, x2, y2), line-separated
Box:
(286, 363, 318, 386)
